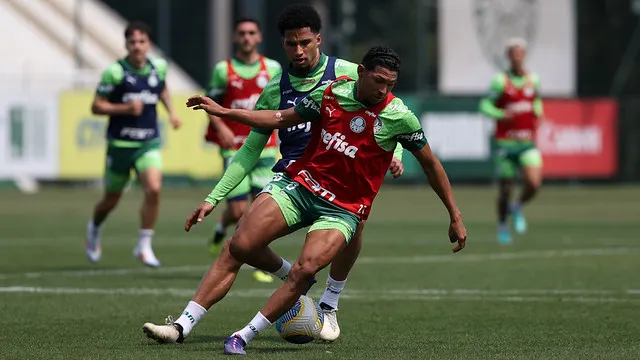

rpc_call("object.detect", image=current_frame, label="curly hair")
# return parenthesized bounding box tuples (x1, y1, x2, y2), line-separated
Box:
(277, 4, 322, 35)
(361, 46, 401, 72)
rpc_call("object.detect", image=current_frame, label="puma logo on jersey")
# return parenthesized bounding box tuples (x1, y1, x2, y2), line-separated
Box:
(325, 106, 337, 117)
(321, 129, 359, 158)
(286, 97, 299, 106)
(126, 76, 137, 85)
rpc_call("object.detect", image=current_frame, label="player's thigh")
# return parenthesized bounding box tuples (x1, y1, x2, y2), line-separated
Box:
(104, 145, 134, 192)
(230, 177, 303, 254)
(519, 148, 543, 187)
(307, 199, 360, 246)
(249, 156, 276, 197)
(134, 143, 163, 193)
(495, 147, 518, 180)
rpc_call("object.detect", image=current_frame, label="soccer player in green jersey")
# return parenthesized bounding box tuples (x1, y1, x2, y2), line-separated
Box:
(204, 18, 282, 283)
(85, 22, 181, 267)
(479, 38, 544, 244)
(185, 45, 466, 356)
(142, 5, 404, 344)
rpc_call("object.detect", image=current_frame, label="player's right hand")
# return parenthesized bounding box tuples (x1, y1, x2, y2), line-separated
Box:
(448, 215, 467, 253)
(185, 202, 215, 232)
(187, 95, 225, 116)
(129, 100, 144, 116)
(216, 123, 236, 149)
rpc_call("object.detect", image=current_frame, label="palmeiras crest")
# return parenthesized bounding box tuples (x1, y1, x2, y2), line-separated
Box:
(473, 0, 538, 70)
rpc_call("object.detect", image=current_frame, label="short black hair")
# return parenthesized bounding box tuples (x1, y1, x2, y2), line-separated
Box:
(277, 4, 322, 36)
(235, 17, 260, 31)
(361, 46, 401, 73)
(124, 21, 151, 39)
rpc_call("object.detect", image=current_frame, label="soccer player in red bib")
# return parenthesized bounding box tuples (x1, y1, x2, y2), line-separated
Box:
(204, 18, 281, 282)
(186, 46, 467, 355)
(479, 38, 544, 244)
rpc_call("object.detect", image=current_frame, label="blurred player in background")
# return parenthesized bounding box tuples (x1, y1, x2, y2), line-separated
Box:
(205, 18, 282, 283)
(142, 4, 403, 345)
(85, 21, 181, 267)
(479, 38, 543, 244)
(185, 45, 467, 355)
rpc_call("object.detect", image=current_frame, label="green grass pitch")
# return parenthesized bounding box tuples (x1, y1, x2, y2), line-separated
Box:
(0, 185, 639, 359)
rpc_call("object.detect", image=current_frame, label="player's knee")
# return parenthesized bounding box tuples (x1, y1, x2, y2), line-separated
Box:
(218, 242, 243, 270)
(144, 185, 161, 203)
(228, 231, 254, 262)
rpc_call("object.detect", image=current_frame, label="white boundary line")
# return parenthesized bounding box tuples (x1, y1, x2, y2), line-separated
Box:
(1, 286, 639, 303)
(0, 247, 636, 280)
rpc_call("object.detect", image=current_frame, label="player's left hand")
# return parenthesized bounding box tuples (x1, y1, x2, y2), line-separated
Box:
(169, 115, 182, 129)
(388, 158, 404, 178)
(186, 95, 225, 117)
(448, 214, 467, 253)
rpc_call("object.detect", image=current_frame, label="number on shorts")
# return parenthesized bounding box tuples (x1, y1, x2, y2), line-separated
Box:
(357, 204, 368, 214)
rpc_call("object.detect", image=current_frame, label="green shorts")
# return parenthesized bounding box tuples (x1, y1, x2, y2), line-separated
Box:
(495, 140, 543, 179)
(105, 140, 162, 192)
(259, 173, 360, 243)
(224, 152, 276, 202)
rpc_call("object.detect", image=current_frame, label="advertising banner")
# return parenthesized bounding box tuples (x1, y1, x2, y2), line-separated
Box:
(0, 93, 58, 179)
(58, 91, 224, 179)
(538, 99, 618, 178)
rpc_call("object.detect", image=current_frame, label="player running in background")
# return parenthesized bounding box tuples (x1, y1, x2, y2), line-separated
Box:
(186, 46, 467, 355)
(205, 18, 282, 283)
(141, 4, 403, 344)
(479, 38, 544, 244)
(85, 21, 181, 267)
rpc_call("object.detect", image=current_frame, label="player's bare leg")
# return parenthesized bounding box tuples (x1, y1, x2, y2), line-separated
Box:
(210, 199, 246, 255)
(226, 229, 346, 355)
(130, 168, 163, 267)
(86, 191, 122, 262)
(497, 178, 513, 244)
(143, 194, 293, 343)
(512, 165, 542, 234)
(318, 220, 364, 341)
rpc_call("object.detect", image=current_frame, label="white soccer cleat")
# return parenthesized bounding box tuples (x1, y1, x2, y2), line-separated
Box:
(85, 228, 102, 263)
(318, 306, 340, 341)
(143, 316, 184, 343)
(133, 245, 161, 267)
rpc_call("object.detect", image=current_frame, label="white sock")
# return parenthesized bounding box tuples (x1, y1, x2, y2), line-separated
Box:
(319, 275, 347, 309)
(271, 258, 292, 281)
(215, 222, 225, 234)
(233, 312, 272, 343)
(138, 229, 154, 249)
(87, 219, 102, 240)
(175, 301, 207, 337)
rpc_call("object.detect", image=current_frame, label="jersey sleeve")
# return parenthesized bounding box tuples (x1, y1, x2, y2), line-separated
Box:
(150, 58, 168, 81)
(207, 61, 228, 101)
(204, 130, 271, 206)
(334, 58, 359, 80)
(96, 63, 123, 98)
(293, 83, 327, 122)
(265, 59, 283, 79)
(479, 73, 507, 120)
(252, 74, 283, 135)
(381, 98, 428, 152)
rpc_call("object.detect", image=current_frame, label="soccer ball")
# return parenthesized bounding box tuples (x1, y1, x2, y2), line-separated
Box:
(275, 295, 324, 344)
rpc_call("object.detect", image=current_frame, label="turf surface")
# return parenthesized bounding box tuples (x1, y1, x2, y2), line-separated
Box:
(1, 185, 639, 359)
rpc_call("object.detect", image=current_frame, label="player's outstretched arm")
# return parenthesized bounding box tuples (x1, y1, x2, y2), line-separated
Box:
(185, 131, 270, 232)
(186, 95, 305, 129)
(412, 143, 467, 252)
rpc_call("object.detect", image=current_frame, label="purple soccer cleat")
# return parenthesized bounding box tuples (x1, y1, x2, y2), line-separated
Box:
(223, 335, 246, 355)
